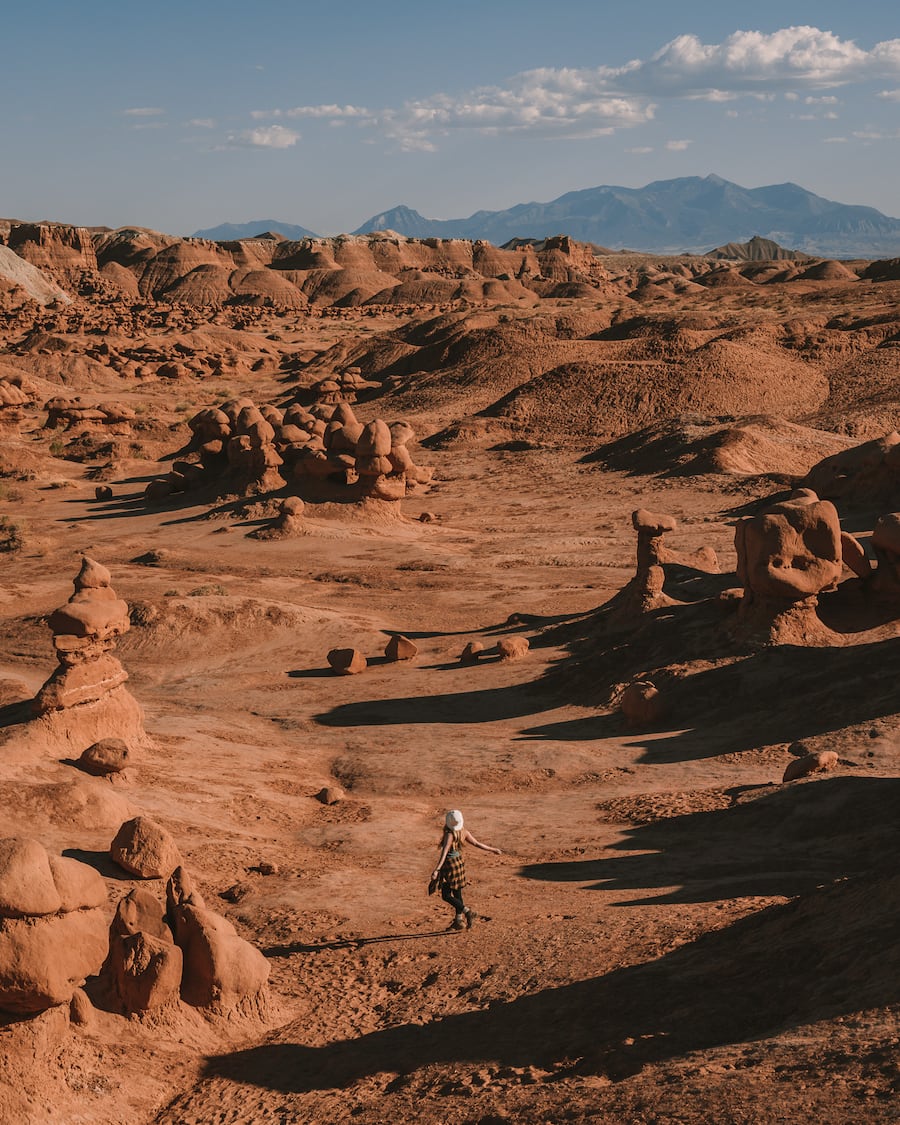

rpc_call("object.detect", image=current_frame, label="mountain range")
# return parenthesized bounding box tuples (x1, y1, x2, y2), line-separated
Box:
(193, 175, 900, 258)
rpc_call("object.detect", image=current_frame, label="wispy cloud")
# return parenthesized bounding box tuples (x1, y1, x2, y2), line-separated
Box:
(227, 124, 300, 149)
(878, 88, 900, 100)
(123, 107, 165, 117)
(665, 139, 692, 151)
(626, 145, 654, 154)
(187, 118, 216, 128)
(246, 27, 900, 151)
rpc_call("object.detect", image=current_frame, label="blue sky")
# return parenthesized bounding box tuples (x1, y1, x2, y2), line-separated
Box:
(2, 1, 899, 234)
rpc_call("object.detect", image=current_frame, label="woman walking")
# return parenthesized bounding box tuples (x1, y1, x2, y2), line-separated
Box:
(432, 809, 501, 930)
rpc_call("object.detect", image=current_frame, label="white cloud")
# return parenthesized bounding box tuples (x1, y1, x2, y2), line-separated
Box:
(123, 107, 165, 117)
(227, 125, 299, 149)
(824, 136, 848, 143)
(878, 88, 900, 100)
(187, 118, 216, 128)
(665, 139, 692, 151)
(626, 145, 653, 153)
(246, 27, 900, 150)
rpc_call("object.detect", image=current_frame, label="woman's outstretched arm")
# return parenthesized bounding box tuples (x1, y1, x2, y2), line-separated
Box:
(463, 829, 502, 855)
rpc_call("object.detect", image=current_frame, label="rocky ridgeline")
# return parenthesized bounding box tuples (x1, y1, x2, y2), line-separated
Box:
(144, 396, 432, 510)
(44, 395, 136, 433)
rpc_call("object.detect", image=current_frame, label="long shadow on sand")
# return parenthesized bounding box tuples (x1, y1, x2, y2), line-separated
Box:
(314, 679, 558, 728)
(520, 775, 898, 903)
(193, 827, 899, 1093)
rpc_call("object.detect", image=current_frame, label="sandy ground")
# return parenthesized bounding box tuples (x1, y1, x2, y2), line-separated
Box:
(1, 296, 899, 1124)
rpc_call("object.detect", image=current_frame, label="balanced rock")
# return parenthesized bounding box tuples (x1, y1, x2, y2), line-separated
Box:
(734, 492, 844, 644)
(384, 634, 417, 661)
(110, 816, 181, 879)
(782, 750, 839, 783)
(327, 648, 367, 675)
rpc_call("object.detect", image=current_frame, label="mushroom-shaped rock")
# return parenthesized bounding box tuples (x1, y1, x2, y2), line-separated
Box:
(78, 738, 130, 776)
(110, 816, 181, 879)
(327, 648, 368, 675)
(356, 420, 392, 458)
(497, 636, 529, 662)
(384, 634, 418, 662)
(782, 750, 839, 783)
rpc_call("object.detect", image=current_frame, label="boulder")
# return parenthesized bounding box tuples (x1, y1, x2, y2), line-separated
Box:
(620, 680, 669, 727)
(497, 636, 529, 662)
(782, 750, 839, 783)
(78, 738, 130, 776)
(316, 786, 344, 805)
(327, 648, 368, 675)
(459, 641, 485, 664)
(384, 634, 418, 661)
(110, 816, 181, 879)
(0, 909, 109, 1013)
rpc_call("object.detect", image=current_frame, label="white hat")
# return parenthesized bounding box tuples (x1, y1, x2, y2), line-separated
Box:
(445, 809, 464, 831)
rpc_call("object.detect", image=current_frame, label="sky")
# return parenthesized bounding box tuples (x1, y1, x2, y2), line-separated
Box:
(2, 1, 899, 235)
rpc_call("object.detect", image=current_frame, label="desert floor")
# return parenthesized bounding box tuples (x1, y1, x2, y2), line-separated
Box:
(1, 291, 899, 1125)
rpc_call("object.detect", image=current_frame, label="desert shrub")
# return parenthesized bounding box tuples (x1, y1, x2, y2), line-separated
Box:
(0, 517, 26, 552)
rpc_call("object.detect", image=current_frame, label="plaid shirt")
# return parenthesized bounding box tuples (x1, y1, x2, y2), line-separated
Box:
(439, 832, 467, 891)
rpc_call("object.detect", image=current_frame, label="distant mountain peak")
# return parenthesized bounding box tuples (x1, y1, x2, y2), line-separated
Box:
(193, 219, 319, 242)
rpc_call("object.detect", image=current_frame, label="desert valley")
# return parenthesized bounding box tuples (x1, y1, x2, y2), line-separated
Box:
(1, 217, 900, 1125)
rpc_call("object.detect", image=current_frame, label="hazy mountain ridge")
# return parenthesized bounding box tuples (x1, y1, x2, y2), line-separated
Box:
(194, 219, 319, 241)
(351, 176, 900, 258)
(192, 177, 900, 257)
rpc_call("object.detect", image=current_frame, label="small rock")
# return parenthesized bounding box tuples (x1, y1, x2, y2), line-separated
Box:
(94, 486, 113, 501)
(316, 786, 344, 806)
(257, 862, 279, 876)
(497, 636, 529, 662)
(384, 634, 418, 661)
(327, 648, 367, 675)
(418, 512, 437, 523)
(220, 883, 251, 904)
(620, 680, 669, 727)
(78, 739, 130, 776)
(782, 750, 839, 783)
(459, 641, 485, 665)
(69, 987, 93, 1026)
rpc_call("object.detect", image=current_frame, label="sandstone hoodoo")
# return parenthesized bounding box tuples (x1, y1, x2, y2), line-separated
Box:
(733, 491, 855, 645)
(0, 838, 108, 1013)
(31, 557, 148, 754)
(145, 394, 432, 512)
(103, 887, 182, 1014)
(166, 866, 269, 1013)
